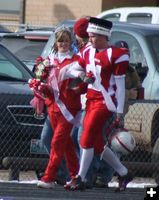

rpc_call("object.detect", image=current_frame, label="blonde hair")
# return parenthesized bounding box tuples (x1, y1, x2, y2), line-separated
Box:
(52, 29, 73, 53)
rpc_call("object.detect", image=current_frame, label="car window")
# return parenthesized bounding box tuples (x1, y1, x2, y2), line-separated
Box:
(148, 35, 159, 66)
(110, 31, 147, 67)
(127, 13, 152, 24)
(0, 45, 32, 80)
(100, 13, 121, 22)
(14, 44, 45, 61)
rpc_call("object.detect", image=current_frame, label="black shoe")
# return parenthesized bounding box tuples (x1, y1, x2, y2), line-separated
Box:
(94, 177, 109, 188)
(64, 179, 74, 190)
(85, 181, 93, 189)
(64, 176, 85, 190)
(64, 175, 85, 191)
(116, 171, 133, 192)
(55, 176, 66, 185)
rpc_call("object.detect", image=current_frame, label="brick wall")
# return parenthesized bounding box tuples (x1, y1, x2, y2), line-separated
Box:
(25, 0, 102, 26)
(0, 14, 19, 23)
(0, 0, 158, 27)
(102, 0, 158, 10)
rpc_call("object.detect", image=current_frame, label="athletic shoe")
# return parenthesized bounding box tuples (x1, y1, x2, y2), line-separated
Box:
(64, 175, 85, 191)
(37, 180, 56, 189)
(64, 179, 73, 190)
(116, 171, 133, 192)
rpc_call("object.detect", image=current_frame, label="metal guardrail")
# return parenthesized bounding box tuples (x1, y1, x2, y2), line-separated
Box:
(0, 22, 56, 32)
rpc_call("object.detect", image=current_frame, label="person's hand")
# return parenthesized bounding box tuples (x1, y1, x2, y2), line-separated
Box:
(79, 71, 95, 84)
(83, 71, 95, 84)
(128, 88, 138, 99)
(115, 113, 124, 128)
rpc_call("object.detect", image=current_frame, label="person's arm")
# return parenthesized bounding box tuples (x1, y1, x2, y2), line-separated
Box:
(114, 76, 125, 120)
(66, 56, 86, 78)
(112, 48, 129, 117)
(61, 63, 86, 80)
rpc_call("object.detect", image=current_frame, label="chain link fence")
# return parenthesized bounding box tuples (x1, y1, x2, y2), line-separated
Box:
(0, 94, 159, 184)
(122, 100, 159, 183)
(0, 91, 48, 181)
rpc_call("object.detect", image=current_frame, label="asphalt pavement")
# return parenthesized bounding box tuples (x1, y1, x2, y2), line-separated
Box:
(0, 182, 146, 200)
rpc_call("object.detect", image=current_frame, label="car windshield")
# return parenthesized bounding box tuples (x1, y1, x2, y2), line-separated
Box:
(0, 45, 32, 81)
(41, 32, 55, 58)
(0, 37, 47, 70)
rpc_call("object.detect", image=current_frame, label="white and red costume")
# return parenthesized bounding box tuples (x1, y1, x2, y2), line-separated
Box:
(80, 46, 129, 154)
(41, 51, 85, 182)
(65, 16, 132, 189)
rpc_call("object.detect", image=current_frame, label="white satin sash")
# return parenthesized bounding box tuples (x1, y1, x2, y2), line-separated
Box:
(49, 68, 81, 127)
(89, 48, 117, 112)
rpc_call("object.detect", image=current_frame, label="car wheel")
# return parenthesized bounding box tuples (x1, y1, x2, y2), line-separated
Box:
(151, 111, 159, 147)
(151, 138, 159, 184)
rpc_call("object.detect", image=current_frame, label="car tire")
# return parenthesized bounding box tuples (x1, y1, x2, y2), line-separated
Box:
(151, 138, 159, 184)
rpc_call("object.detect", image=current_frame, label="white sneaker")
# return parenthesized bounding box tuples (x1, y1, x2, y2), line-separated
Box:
(37, 180, 56, 189)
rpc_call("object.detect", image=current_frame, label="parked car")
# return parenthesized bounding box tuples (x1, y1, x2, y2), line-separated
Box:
(42, 21, 159, 99)
(0, 25, 12, 39)
(0, 44, 47, 179)
(0, 29, 53, 71)
(96, 7, 159, 24)
(0, 24, 12, 33)
(41, 20, 159, 164)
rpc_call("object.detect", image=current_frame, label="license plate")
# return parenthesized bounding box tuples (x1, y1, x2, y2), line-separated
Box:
(30, 139, 48, 154)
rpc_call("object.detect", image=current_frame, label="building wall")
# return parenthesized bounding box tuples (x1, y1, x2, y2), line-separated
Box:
(25, 0, 102, 26)
(102, 0, 158, 10)
(0, 0, 159, 27)
(0, 0, 22, 28)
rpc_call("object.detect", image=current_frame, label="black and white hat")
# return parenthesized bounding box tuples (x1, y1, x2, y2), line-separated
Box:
(87, 17, 112, 37)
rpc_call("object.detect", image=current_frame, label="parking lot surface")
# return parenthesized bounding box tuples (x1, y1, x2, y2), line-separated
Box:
(0, 182, 146, 200)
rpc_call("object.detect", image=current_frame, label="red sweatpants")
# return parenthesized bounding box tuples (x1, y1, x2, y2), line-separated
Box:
(80, 100, 112, 154)
(41, 106, 79, 182)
